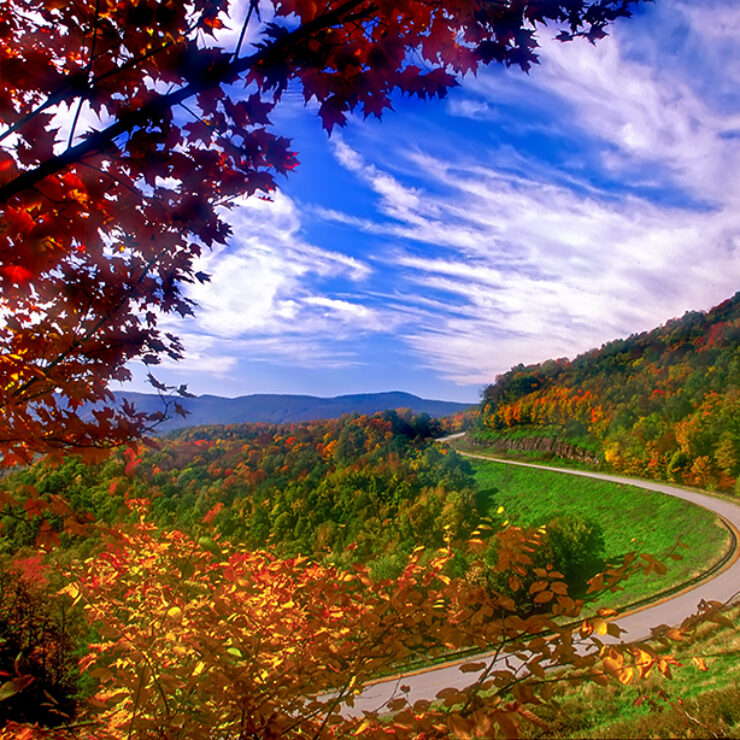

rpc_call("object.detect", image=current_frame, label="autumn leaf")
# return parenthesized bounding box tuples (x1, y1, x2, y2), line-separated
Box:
(0, 675, 35, 703)
(459, 661, 487, 673)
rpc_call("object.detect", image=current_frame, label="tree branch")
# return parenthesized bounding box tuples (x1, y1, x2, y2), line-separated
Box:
(67, 0, 103, 149)
(0, 0, 370, 205)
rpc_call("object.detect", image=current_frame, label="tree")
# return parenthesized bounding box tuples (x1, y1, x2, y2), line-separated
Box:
(0, 0, 643, 467)
(5, 2, 711, 736)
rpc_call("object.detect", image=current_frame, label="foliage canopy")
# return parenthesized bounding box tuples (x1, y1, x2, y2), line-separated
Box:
(477, 293, 740, 492)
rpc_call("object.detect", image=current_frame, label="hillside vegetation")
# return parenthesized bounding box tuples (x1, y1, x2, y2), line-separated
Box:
(1, 412, 474, 572)
(2, 298, 738, 736)
(3, 412, 667, 735)
(476, 293, 740, 492)
(4, 409, 726, 610)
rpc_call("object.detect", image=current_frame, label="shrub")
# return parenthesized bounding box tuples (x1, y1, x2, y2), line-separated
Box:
(0, 557, 79, 727)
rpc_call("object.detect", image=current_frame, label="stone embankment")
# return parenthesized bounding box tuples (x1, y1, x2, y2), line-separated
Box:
(468, 435, 601, 465)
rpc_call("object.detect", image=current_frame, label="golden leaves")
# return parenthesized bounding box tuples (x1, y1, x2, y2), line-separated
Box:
(593, 618, 609, 635)
(57, 581, 83, 609)
(57, 515, 707, 739)
(533, 589, 554, 604)
(459, 660, 487, 674)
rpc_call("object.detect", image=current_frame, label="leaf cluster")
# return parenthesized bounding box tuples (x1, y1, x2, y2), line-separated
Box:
(43, 516, 685, 738)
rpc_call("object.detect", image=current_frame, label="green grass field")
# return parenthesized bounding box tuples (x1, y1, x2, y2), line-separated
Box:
(525, 604, 740, 738)
(470, 458, 731, 611)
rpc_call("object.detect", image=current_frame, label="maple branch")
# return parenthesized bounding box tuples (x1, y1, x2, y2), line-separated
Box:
(9, 245, 174, 404)
(0, 0, 371, 205)
(67, 0, 103, 149)
(0, 10, 222, 147)
(233, 0, 259, 60)
(6, 157, 197, 410)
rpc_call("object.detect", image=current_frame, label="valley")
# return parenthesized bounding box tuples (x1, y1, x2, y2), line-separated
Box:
(0, 294, 737, 737)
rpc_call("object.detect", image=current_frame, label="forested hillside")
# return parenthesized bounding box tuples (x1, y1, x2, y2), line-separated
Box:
(2, 410, 630, 735)
(476, 293, 740, 492)
(1, 376, 733, 735)
(1, 412, 478, 575)
(2, 409, 621, 606)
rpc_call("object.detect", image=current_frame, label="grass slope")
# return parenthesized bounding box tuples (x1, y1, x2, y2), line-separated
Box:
(471, 458, 731, 610)
(528, 604, 740, 738)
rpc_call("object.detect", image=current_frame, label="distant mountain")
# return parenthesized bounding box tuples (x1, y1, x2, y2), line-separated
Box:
(114, 390, 473, 432)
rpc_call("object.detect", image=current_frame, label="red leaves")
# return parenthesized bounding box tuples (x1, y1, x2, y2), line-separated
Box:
(1, 265, 33, 284)
(22, 494, 47, 520)
(0, 490, 19, 508)
(201, 502, 224, 524)
(224, 94, 273, 127)
(35, 520, 61, 551)
(124, 448, 142, 476)
(318, 95, 348, 132)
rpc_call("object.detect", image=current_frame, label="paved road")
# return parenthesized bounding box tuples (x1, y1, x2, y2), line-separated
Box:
(348, 451, 740, 715)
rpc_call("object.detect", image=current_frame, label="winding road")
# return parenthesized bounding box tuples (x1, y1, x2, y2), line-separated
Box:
(348, 443, 740, 715)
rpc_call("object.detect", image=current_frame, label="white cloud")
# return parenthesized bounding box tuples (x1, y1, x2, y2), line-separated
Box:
(232, 336, 364, 369)
(387, 151, 739, 383)
(322, 3, 740, 387)
(150, 331, 239, 377)
(447, 98, 494, 120)
(302, 296, 386, 330)
(157, 189, 397, 376)
(184, 190, 374, 340)
(332, 137, 435, 224)
(536, 39, 740, 202)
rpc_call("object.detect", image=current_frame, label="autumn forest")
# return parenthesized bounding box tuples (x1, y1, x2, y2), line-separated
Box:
(1, 0, 739, 736)
(1, 293, 738, 736)
(475, 293, 740, 493)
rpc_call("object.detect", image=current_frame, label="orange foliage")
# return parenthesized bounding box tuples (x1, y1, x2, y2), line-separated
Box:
(44, 520, 685, 738)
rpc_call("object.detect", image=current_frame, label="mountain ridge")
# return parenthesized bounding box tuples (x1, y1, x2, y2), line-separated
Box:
(114, 390, 473, 432)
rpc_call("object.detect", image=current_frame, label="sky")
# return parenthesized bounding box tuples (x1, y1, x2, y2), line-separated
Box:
(125, 0, 740, 403)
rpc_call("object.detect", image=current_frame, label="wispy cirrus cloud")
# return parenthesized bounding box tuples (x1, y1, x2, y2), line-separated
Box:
(152, 190, 401, 383)
(185, 190, 374, 337)
(127, 0, 740, 399)
(317, 0, 740, 385)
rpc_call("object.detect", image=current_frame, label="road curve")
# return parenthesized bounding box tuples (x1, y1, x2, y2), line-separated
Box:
(348, 449, 740, 715)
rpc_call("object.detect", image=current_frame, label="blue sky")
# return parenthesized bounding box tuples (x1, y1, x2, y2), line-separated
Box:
(126, 0, 740, 403)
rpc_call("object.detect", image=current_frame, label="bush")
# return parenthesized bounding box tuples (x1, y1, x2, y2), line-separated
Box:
(541, 514, 606, 596)
(476, 514, 606, 611)
(0, 557, 79, 727)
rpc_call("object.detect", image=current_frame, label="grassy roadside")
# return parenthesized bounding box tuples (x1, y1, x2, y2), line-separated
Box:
(376, 449, 733, 678)
(524, 605, 740, 738)
(467, 457, 731, 612)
